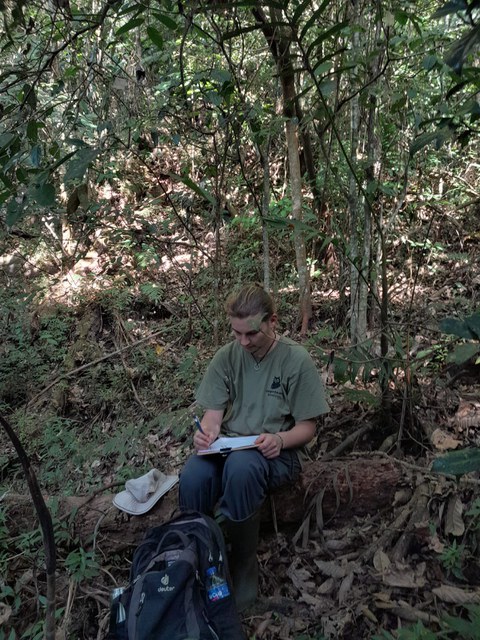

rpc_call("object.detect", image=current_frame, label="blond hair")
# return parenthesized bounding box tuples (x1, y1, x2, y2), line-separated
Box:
(225, 283, 275, 319)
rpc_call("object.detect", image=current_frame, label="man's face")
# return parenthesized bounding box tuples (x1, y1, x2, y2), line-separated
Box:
(230, 314, 276, 356)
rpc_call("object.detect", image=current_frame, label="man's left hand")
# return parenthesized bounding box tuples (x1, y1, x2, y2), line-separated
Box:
(255, 433, 283, 459)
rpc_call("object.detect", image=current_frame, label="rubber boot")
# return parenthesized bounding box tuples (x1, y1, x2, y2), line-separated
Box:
(225, 511, 261, 612)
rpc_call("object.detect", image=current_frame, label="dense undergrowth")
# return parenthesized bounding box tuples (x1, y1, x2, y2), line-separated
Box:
(1, 192, 480, 639)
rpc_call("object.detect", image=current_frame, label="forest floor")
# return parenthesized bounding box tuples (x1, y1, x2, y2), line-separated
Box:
(1, 198, 480, 640)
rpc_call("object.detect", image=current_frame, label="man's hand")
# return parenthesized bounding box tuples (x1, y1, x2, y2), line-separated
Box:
(255, 433, 283, 459)
(193, 409, 223, 452)
(255, 420, 317, 459)
(193, 429, 216, 452)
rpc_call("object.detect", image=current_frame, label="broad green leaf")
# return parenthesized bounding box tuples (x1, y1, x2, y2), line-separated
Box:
(66, 138, 89, 148)
(333, 357, 349, 382)
(447, 343, 480, 365)
(432, 448, 480, 476)
(205, 90, 222, 106)
(307, 21, 349, 58)
(440, 316, 476, 339)
(410, 128, 453, 155)
(116, 17, 144, 36)
(465, 313, 480, 339)
(0, 132, 15, 149)
(347, 347, 363, 383)
(318, 79, 335, 97)
(118, 2, 145, 17)
(298, 0, 332, 41)
(443, 613, 480, 637)
(153, 12, 177, 30)
(211, 69, 231, 84)
(313, 61, 332, 77)
(422, 54, 439, 70)
(394, 10, 409, 26)
(432, 0, 468, 19)
(292, 0, 315, 28)
(444, 24, 480, 73)
(147, 26, 164, 50)
(30, 145, 42, 167)
(26, 120, 40, 142)
(343, 389, 380, 407)
(51, 150, 76, 173)
(64, 148, 99, 183)
(22, 83, 37, 109)
(391, 93, 407, 111)
(169, 173, 216, 205)
(31, 182, 55, 206)
(0, 170, 14, 188)
(5, 196, 25, 226)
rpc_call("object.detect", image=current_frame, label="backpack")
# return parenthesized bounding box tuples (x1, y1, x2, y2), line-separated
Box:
(108, 510, 245, 640)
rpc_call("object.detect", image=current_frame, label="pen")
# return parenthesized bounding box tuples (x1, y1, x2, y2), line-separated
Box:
(193, 415, 205, 435)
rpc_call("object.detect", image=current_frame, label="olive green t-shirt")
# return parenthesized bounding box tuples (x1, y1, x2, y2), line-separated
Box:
(196, 336, 329, 443)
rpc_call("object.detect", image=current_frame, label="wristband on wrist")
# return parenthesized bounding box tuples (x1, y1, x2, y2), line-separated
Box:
(276, 433, 284, 450)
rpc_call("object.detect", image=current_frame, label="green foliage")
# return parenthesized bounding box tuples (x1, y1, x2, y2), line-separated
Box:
(412, 312, 480, 371)
(440, 539, 466, 580)
(465, 497, 480, 525)
(439, 310, 480, 366)
(0, 289, 74, 406)
(372, 605, 480, 639)
(0, 508, 11, 579)
(411, 0, 480, 152)
(37, 417, 83, 486)
(440, 311, 480, 341)
(431, 447, 480, 477)
(95, 287, 135, 314)
(0, 2, 479, 636)
(373, 622, 439, 639)
(64, 548, 100, 583)
(139, 282, 164, 303)
(442, 605, 480, 639)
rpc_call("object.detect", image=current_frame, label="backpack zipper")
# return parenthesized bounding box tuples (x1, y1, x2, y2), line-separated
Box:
(137, 591, 145, 615)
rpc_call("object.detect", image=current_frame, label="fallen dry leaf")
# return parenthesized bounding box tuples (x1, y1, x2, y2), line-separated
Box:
(444, 494, 465, 536)
(381, 561, 426, 589)
(286, 560, 315, 592)
(0, 602, 12, 625)
(314, 559, 354, 579)
(318, 577, 335, 594)
(373, 549, 391, 573)
(431, 427, 461, 451)
(338, 571, 354, 604)
(432, 584, 480, 604)
(428, 534, 445, 553)
(452, 397, 480, 431)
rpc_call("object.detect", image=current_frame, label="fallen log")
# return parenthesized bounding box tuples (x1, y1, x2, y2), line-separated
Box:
(3, 456, 404, 551)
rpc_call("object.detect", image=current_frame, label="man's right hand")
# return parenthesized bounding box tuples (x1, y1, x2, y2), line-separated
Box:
(193, 429, 215, 451)
(193, 409, 223, 452)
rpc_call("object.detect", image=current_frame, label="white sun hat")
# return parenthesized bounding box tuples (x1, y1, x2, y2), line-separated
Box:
(113, 468, 178, 515)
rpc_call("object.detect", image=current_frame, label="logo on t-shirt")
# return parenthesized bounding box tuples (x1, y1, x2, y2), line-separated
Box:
(271, 376, 281, 389)
(267, 376, 283, 399)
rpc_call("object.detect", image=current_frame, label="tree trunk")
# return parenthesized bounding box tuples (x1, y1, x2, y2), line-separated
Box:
(260, 141, 271, 292)
(253, 4, 312, 334)
(348, 26, 363, 347)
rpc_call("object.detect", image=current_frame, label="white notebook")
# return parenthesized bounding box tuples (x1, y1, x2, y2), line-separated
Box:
(198, 436, 258, 456)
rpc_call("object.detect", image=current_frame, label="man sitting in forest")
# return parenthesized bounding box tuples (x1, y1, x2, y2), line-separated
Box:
(179, 283, 329, 611)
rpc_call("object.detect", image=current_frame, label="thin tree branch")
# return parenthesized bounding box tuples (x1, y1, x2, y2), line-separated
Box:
(26, 327, 171, 408)
(0, 412, 56, 640)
